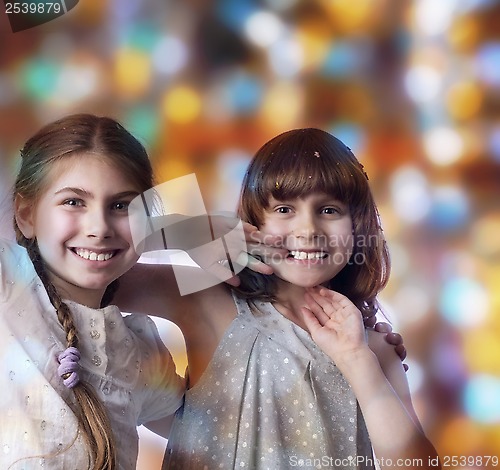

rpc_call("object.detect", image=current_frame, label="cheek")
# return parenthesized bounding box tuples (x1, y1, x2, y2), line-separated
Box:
(117, 217, 134, 240)
(259, 218, 287, 236)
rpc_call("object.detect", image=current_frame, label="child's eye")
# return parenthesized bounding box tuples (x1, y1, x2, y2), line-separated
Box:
(321, 207, 340, 215)
(63, 198, 83, 207)
(112, 201, 130, 211)
(275, 206, 292, 214)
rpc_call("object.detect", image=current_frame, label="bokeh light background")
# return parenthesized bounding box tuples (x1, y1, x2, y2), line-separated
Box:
(1, 0, 499, 468)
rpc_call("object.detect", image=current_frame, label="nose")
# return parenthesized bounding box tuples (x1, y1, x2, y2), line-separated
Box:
(292, 211, 320, 241)
(85, 207, 114, 239)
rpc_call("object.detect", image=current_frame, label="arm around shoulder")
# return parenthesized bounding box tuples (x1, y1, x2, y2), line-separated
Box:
(351, 329, 441, 469)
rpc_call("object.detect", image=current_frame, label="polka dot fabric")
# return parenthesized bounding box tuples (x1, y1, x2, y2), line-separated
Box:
(163, 292, 373, 469)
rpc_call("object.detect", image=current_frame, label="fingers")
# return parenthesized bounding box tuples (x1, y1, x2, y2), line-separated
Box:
(386, 332, 403, 345)
(374, 321, 393, 333)
(303, 292, 331, 326)
(301, 306, 323, 334)
(383, 331, 407, 360)
(244, 223, 282, 247)
(204, 260, 241, 286)
(374, 322, 408, 366)
(233, 252, 273, 275)
(395, 344, 407, 361)
(306, 288, 354, 319)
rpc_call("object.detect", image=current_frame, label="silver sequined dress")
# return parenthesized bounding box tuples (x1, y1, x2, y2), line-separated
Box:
(163, 292, 374, 470)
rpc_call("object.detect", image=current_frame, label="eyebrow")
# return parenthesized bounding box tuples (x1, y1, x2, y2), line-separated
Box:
(54, 187, 141, 199)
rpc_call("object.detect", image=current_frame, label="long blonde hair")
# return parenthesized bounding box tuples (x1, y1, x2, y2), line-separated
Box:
(13, 114, 154, 468)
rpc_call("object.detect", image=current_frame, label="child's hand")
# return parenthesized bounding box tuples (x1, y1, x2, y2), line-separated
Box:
(186, 216, 283, 287)
(243, 222, 288, 272)
(374, 322, 409, 371)
(302, 287, 369, 363)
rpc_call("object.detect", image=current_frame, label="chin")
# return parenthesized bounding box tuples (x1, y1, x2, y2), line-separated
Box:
(276, 274, 328, 289)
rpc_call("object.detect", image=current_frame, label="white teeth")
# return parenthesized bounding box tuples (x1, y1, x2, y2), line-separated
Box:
(289, 251, 327, 260)
(75, 249, 114, 261)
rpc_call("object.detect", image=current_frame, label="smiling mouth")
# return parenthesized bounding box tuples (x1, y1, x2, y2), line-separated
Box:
(288, 250, 328, 260)
(73, 248, 117, 262)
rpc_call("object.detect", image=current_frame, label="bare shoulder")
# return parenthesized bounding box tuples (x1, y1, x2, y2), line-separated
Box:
(367, 327, 422, 428)
(367, 328, 406, 379)
(117, 263, 234, 325)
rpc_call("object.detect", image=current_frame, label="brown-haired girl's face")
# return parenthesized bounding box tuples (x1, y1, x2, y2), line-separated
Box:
(258, 191, 354, 288)
(15, 153, 143, 308)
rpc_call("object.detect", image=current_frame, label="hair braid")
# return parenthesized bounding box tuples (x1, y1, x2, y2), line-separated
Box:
(12, 113, 155, 468)
(25, 239, 117, 469)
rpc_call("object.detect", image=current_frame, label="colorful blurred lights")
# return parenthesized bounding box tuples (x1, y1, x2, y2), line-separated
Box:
(21, 58, 59, 100)
(261, 82, 304, 128)
(390, 166, 431, 223)
(224, 72, 263, 114)
(393, 284, 431, 324)
(54, 64, 99, 104)
(475, 42, 500, 86)
(439, 277, 489, 328)
(268, 36, 304, 78)
(423, 127, 464, 166)
(446, 81, 483, 120)
(463, 374, 500, 423)
(162, 86, 201, 124)
(428, 186, 470, 231)
(244, 11, 285, 48)
(114, 49, 151, 97)
(404, 66, 441, 103)
(152, 36, 189, 76)
(489, 125, 500, 161)
(413, 0, 456, 36)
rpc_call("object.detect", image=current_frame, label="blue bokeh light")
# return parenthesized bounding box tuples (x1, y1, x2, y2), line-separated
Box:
(224, 72, 264, 114)
(463, 374, 500, 423)
(439, 277, 489, 327)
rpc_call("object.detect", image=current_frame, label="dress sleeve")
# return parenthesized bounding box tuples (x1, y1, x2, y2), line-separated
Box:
(0, 238, 37, 304)
(125, 314, 185, 425)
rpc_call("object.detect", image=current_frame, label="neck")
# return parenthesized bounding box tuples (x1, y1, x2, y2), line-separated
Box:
(272, 280, 312, 330)
(47, 271, 105, 309)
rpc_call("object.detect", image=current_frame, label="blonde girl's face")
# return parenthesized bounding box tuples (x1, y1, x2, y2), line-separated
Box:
(16, 154, 143, 308)
(259, 192, 354, 289)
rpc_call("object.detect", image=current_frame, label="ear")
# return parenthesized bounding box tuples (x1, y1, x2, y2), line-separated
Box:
(15, 194, 36, 239)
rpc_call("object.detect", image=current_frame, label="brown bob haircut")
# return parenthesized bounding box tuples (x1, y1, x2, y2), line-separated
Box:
(235, 128, 390, 317)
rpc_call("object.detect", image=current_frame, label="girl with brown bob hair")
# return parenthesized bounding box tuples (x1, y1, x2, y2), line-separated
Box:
(117, 128, 439, 469)
(235, 127, 390, 322)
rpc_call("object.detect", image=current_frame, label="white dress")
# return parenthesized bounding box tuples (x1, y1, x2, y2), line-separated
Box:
(163, 292, 373, 470)
(0, 238, 185, 469)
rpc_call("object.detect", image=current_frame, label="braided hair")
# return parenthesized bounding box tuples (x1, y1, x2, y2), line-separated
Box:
(13, 114, 154, 468)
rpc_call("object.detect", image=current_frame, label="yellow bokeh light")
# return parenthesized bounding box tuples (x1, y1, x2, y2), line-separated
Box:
(471, 214, 500, 259)
(446, 81, 483, 121)
(448, 15, 481, 52)
(318, 0, 382, 32)
(437, 416, 484, 457)
(155, 155, 193, 183)
(161, 86, 202, 124)
(260, 82, 304, 131)
(114, 49, 151, 98)
(463, 329, 500, 375)
(295, 20, 332, 71)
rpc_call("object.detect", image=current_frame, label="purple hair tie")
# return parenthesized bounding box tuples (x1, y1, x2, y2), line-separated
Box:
(57, 347, 81, 389)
